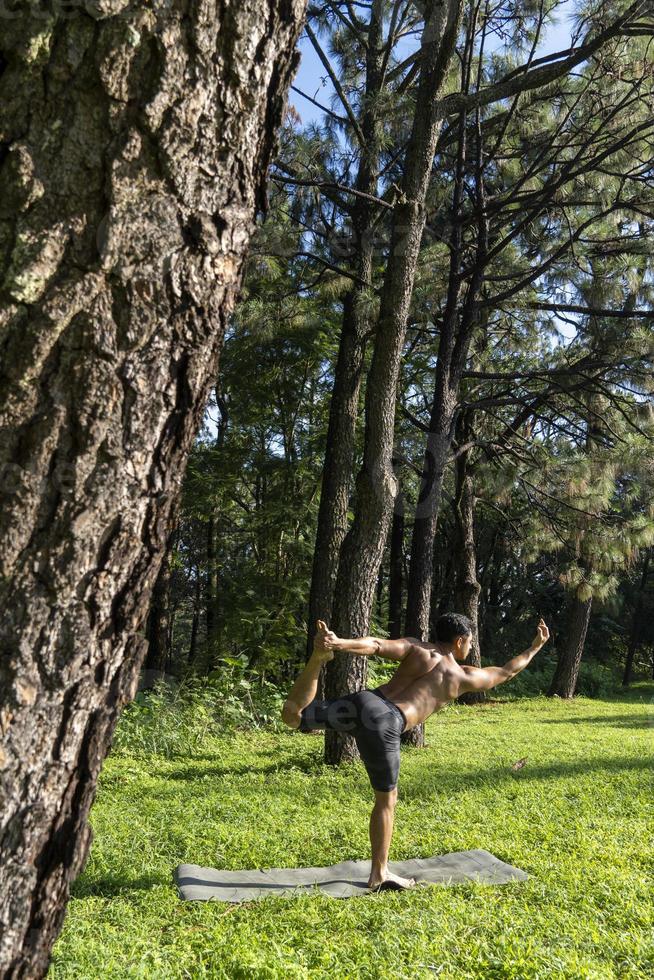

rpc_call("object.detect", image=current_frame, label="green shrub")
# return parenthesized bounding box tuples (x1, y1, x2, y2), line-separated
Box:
(503, 657, 621, 699)
(111, 676, 216, 757)
(112, 665, 288, 758)
(575, 659, 623, 697)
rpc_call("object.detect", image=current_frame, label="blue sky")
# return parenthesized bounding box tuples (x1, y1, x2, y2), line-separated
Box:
(290, 2, 576, 126)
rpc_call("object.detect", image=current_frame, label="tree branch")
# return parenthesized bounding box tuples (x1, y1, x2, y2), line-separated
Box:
(304, 22, 366, 145)
(434, 0, 651, 120)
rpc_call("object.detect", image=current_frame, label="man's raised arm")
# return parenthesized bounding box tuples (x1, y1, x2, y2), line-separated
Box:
(459, 618, 550, 694)
(315, 621, 419, 661)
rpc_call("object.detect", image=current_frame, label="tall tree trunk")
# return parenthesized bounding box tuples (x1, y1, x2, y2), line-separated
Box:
(143, 544, 173, 678)
(548, 373, 609, 700)
(548, 594, 593, 698)
(400, 489, 426, 749)
(404, 387, 459, 639)
(430, 521, 453, 622)
(206, 514, 219, 667)
(306, 0, 385, 682)
(452, 443, 483, 705)
(623, 550, 650, 686)
(404, 7, 490, 642)
(187, 572, 202, 667)
(0, 3, 306, 976)
(326, 0, 463, 766)
(388, 488, 405, 639)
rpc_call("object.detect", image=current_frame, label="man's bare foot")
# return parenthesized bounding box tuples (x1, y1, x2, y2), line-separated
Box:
(313, 619, 335, 663)
(367, 870, 416, 892)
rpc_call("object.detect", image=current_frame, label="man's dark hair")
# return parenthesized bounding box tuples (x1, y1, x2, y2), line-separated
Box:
(434, 612, 473, 643)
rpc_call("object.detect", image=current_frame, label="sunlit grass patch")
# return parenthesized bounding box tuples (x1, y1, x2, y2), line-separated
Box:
(49, 684, 654, 979)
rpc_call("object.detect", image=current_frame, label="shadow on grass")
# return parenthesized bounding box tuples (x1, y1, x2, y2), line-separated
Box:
(165, 755, 322, 781)
(71, 872, 166, 898)
(538, 714, 653, 728)
(400, 754, 653, 801)
(159, 751, 652, 801)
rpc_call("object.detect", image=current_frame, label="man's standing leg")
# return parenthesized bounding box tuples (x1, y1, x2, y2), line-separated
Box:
(369, 788, 397, 884)
(367, 788, 415, 891)
(355, 699, 416, 892)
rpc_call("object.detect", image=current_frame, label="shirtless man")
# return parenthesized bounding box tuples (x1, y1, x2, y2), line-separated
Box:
(281, 611, 550, 893)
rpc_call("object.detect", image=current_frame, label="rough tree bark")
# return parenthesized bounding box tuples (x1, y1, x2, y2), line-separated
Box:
(548, 593, 593, 698)
(326, 0, 464, 766)
(0, 1, 306, 976)
(388, 484, 405, 639)
(451, 435, 484, 706)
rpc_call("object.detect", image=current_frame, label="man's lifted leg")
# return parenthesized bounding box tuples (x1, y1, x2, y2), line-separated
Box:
(281, 621, 333, 729)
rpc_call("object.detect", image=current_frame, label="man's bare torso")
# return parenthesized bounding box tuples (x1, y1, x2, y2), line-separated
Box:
(376, 643, 465, 729)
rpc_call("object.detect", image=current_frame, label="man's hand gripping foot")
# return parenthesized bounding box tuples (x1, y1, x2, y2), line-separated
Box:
(314, 619, 337, 664)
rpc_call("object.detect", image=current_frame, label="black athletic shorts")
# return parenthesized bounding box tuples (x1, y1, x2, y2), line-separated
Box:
(297, 686, 408, 792)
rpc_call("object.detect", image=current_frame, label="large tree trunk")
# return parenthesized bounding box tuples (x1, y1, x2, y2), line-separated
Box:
(548, 380, 607, 700)
(431, 521, 455, 621)
(305, 0, 385, 695)
(187, 571, 202, 667)
(452, 442, 483, 706)
(205, 514, 219, 667)
(404, 5, 491, 643)
(0, 3, 305, 976)
(404, 385, 458, 639)
(326, 0, 463, 766)
(623, 550, 650, 686)
(388, 487, 405, 639)
(143, 541, 173, 679)
(307, 296, 369, 703)
(548, 594, 593, 698)
(391, 485, 430, 748)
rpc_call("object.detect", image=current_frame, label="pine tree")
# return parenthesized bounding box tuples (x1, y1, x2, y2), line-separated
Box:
(0, 4, 305, 973)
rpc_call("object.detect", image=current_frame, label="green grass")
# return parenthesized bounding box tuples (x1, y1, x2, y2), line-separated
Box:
(49, 683, 654, 979)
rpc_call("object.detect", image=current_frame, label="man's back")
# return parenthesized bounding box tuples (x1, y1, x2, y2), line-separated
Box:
(375, 643, 464, 730)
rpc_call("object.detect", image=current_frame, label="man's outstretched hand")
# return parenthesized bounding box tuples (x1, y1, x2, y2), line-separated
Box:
(314, 620, 339, 662)
(532, 617, 550, 650)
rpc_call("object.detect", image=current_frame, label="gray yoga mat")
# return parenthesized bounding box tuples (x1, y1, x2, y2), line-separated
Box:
(174, 849, 528, 902)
